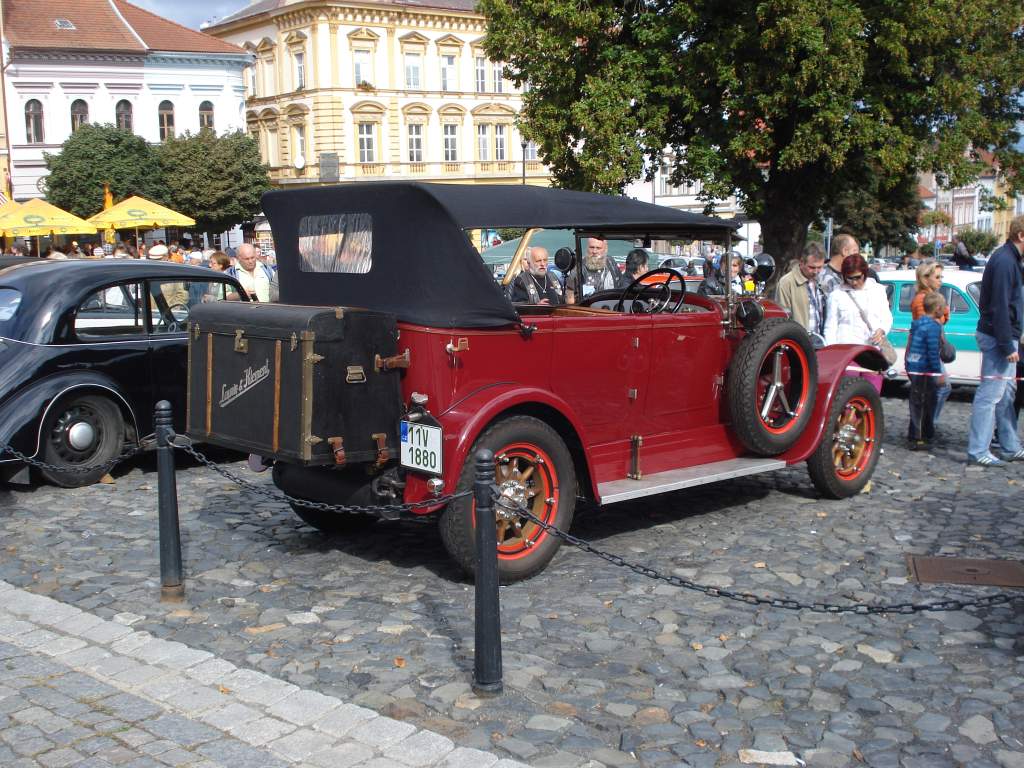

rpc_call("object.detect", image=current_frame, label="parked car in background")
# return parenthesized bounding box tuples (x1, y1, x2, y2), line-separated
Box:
(878, 269, 983, 385)
(0, 259, 247, 486)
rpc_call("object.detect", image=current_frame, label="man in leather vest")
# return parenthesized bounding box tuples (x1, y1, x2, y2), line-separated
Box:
(509, 246, 564, 305)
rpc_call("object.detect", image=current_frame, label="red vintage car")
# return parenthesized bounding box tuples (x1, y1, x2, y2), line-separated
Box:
(187, 183, 886, 583)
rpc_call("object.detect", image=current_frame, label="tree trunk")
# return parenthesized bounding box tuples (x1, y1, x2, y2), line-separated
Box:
(758, 200, 812, 291)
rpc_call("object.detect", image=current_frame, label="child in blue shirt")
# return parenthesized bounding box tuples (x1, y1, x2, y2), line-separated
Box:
(905, 292, 947, 449)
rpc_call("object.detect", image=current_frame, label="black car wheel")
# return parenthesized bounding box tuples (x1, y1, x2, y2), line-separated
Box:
(39, 394, 125, 488)
(440, 415, 576, 584)
(807, 377, 883, 498)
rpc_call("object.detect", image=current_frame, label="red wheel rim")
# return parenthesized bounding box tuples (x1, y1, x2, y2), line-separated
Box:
(832, 395, 876, 480)
(471, 442, 559, 560)
(755, 340, 811, 434)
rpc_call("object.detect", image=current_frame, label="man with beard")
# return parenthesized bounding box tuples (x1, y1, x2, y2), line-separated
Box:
(509, 246, 564, 305)
(566, 237, 623, 303)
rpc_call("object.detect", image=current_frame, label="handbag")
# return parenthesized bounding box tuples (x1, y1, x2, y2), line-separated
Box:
(939, 329, 957, 364)
(847, 290, 898, 366)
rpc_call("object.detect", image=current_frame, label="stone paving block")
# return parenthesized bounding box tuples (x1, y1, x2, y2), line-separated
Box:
(0, 620, 38, 639)
(79, 620, 135, 645)
(185, 659, 236, 686)
(96, 693, 164, 723)
(306, 742, 376, 768)
(266, 689, 340, 726)
(35, 637, 88, 658)
(140, 715, 221, 748)
(227, 716, 296, 747)
(87, 654, 140, 680)
(267, 728, 336, 761)
(58, 647, 113, 670)
(74, 735, 119, 755)
(113, 728, 157, 748)
(112, 662, 173, 687)
(139, 739, 179, 756)
(349, 716, 417, 749)
(440, 747, 500, 768)
(110, 632, 153, 656)
(311, 703, 378, 739)
(155, 646, 213, 671)
(200, 701, 262, 730)
(50, 672, 119, 701)
(36, 746, 85, 768)
(160, 683, 230, 715)
(359, 758, 412, 768)
(126, 638, 183, 665)
(232, 678, 300, 707)
(56, 613, 107, 637)
(384, 729, 456, 767)
(151, 746, 196, 767)
(14, 628, 60, 649)
(197, 737, 291, 768)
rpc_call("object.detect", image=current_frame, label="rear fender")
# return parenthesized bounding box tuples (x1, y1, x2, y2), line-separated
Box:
(0, 373, 139, 463)
(404, 384, 597, 507)
(779, 344, 886, 464)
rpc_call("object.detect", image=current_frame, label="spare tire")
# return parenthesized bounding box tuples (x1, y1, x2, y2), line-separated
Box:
(726, 318, 817, 456)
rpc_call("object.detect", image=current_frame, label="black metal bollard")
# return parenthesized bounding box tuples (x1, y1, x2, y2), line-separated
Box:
(472, 448, 503, 695)
(155, 401, 185, 602)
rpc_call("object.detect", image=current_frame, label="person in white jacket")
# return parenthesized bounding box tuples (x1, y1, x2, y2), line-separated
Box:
(823, 253, 893, 347)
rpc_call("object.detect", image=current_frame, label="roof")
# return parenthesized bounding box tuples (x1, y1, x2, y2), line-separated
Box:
(3, 0, 244, 55)
(917, 185, 936, 200)
(262, 182, 737, 328)
(210, 0, 478, 29)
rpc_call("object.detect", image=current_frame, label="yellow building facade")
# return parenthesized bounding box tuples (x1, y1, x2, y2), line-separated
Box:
(207, 0, 546, 187)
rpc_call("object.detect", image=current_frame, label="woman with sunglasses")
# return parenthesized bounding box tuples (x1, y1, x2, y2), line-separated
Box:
(823, 253, 893, 389)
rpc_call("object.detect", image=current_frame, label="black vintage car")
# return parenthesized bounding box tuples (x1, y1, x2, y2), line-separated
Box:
(0, 258, 247, 486)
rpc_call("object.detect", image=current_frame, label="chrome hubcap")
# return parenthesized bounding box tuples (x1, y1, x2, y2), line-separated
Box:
(67, 421, 96, 451)
(835, 423, 862, 456)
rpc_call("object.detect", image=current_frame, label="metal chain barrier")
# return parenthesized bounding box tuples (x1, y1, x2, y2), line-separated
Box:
(170, 436, 471, 516)
(0, 442, 142, 476)
(495, 492, 1024, 615)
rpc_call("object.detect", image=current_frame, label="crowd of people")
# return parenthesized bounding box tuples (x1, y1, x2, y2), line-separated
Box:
(773, 226, 1023, 467)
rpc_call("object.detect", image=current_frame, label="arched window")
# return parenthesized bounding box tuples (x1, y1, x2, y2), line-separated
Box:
(158, 100, 175, 142)
(70, 99, 89, 132)
(116, 100, 133, 132)
(199, 101, 215, 131)
(25, 100, 44, 144)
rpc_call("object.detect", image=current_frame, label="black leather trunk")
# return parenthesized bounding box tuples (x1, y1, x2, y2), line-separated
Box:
(187, 302, 402, 466)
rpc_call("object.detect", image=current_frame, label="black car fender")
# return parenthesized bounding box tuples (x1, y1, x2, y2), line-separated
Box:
(0, 372, 139, 461)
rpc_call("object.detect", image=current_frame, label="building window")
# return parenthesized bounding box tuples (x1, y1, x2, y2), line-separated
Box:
(115, 100, 133, 132)
(25, 100, 44, 144)
(292, 123, 306, 162)
(266, 127, 279, 167)
(477, 124, 489, 161)
(358, 122, 376, 163)
(262, 58, 276, 95)
(404, 53, 421, 89)
(494, 124, 506, 161)
(249, 67, 257, 96)
(294, 51, 305, 90)
(493, 63, 503, 93)
(199, 101, 215, 131)
(524, 140, 538, 161)
(353, 49, 371, 86)
(70, 99, 89, 132)
(475, 57, 486, 93)
(158, 101, 175, 142)
(440, 54, 456, 92)
(443, 124, 458, 162)
(408, 123, 423, 162)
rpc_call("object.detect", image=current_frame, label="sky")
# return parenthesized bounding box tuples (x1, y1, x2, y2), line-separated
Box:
(134, 0, 250, 31)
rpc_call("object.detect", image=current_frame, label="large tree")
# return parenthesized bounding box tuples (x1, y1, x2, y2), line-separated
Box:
(43, 124, 163, 218)
(158, 130, 271, 236)
(827, 164, 923, 255)
(480, 0, 1024, 265)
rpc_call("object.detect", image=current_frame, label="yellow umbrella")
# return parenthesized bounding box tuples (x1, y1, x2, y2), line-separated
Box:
(0, 198, 97, 256)
(88, 195, 195, 256)
(0, 200, 21, 251)
(0, 198, 96, 237)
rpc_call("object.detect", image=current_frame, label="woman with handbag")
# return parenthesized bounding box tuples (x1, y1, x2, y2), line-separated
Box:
(910, 259, 954, 421)
(824, 253, 894, 392)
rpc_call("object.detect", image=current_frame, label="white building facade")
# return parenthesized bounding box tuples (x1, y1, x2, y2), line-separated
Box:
(2, 0, 250, 200)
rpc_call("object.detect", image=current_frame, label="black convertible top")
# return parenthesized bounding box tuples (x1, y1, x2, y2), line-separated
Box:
(263, 182, 737, 328)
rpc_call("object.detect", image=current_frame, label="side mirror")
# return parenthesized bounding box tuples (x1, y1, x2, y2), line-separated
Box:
(554, 247, 576, 273)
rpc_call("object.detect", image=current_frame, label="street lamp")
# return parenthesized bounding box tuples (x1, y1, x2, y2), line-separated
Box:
(521, 140, 528, 185)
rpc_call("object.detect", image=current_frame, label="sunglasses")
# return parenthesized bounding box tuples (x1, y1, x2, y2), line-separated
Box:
(845, 273, 865, 283)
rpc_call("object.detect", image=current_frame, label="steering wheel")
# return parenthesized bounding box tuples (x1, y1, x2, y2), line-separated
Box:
(615, 268, 687, 313)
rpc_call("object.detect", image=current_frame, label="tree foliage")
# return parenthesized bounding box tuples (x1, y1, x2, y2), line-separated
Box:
(958, 227, 998, 256)
(481, 0, 1024, 265)
(44, 124, 163, 218)
(158, 130, 271, 236)
(828, 165, 923, 254)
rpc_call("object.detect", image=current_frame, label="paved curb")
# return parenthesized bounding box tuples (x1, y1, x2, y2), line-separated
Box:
(0, 580, 532, 768)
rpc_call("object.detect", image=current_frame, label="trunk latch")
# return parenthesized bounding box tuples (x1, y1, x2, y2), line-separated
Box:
(328, 436, 346, 466)
(233, 330, 248, 353)
(372, 432, 391, 468)
(375, 348, 411, 372)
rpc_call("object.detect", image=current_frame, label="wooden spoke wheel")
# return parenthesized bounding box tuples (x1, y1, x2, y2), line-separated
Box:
(440, 416, 576, 583)
(808, 376, 884, 498)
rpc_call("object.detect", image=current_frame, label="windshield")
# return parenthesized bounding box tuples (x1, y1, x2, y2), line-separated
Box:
(0, 288, 22, 335)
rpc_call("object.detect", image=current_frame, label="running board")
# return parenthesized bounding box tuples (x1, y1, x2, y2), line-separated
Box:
(598, 457, 787, 505)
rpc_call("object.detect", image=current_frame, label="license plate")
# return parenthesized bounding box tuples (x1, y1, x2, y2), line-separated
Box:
(400, 420, 442, 475)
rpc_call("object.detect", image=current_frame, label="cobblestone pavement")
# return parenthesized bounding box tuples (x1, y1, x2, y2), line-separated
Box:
(2, 393, 1023, 768)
